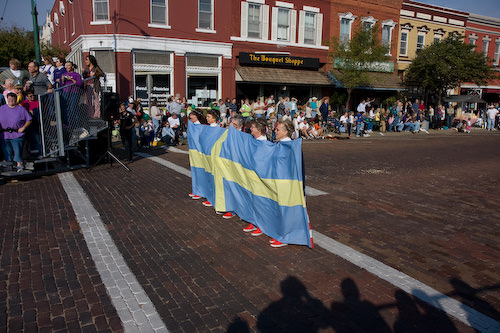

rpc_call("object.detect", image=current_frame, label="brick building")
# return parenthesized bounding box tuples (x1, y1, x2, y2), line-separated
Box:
(462, 13, 500, 103)
(328, 0, 404, 107)
(49, 0, 333, 107)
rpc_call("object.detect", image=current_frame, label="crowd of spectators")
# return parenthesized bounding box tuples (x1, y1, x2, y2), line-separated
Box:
(0, 56, 104, 172)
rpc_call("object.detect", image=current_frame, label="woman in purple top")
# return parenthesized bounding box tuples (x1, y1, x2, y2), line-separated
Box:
(0, 93, 32, 172)
(61, 62, 83, 124)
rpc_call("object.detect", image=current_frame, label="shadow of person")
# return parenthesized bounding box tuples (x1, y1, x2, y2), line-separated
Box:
(256, 276, 331, 332)
(411, 289, 458, 333)
(394, 290, 433, 332)
(330, 278, 391, 333)
(227, 316, 250, 333)
(450, 278, 500, 321)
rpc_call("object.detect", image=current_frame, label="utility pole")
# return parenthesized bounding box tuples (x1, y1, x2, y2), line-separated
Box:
(30, 0, 41, 63)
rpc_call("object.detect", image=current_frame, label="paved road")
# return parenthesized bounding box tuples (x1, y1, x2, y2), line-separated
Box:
(1, 129, 499, 332)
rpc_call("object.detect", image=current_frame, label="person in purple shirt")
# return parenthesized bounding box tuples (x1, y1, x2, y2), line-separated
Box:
(0, 93, 32, 172)
(61, 61, 83, 124)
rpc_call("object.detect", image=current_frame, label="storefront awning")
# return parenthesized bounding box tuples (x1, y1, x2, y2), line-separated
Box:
(236, 65, 332, 86)
(329, 69, 405, 91)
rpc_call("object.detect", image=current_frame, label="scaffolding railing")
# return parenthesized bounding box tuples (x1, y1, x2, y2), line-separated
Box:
(38, 77, 107, 158)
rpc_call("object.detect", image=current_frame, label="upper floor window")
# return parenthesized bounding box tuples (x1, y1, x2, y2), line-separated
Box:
(240, 1, 269, 40)
(151, 0, 167, 25)
(339, 13, 355, 45)
(198, 0, 213, 30)
(416, 33, 425, 52)
(277, 8, 290, 41)
(482, 38, 490, 55)
(304, 12, 316, 45)
(248, 3, 262, 39)
(93, 0, 109, 21)
(400, 31, 408, 56)
(494, 42, 500, 65)
(381, 20, 396, 54)
(361, 16, 376, 32)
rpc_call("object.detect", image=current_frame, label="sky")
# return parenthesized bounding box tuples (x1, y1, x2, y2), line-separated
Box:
(1, 0, 500, 31)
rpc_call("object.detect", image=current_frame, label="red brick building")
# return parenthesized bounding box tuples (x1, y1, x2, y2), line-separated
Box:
(49, 0, 332, 106)
(328, 0, 404, 105)
(463, 13, 500, 103)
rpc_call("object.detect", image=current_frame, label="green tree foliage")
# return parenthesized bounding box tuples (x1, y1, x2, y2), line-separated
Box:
(405, 34, 496, 105)
(0, 27, 35, 67)
(330, 23, 390, 110)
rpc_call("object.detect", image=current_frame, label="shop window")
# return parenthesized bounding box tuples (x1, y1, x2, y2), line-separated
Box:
(93, 0, 109, 22)
(400, 31, 408, 56)
(151, 0, 168, 26)
(93, 50, 115, 74)
(135, 51, 171, 65)
(135, 73, 170, 107)
(198, 0, 213, 30)
(186, 56, 218, 67)
(188, 76, 218, 107)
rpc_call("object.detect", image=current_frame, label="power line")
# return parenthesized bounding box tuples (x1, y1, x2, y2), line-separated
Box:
(0, 0, 10, 22)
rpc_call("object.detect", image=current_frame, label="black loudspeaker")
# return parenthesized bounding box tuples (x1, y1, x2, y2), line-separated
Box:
(101, 92, 120, 121)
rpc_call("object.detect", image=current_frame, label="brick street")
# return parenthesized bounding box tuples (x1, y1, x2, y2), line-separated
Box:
(1, 129, 499, 332)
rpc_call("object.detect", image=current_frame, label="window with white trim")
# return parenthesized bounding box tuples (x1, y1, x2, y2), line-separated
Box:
(433, 35, 441, 43)
(400, 31, 408, 56)
(469, 35, 477, 46)
(339, 13, 355, 44)
(304, 12, 316, 45)
(482, 39, 490, 55)
(416, 33, 425, 52)
(151, 0, 167, 25)
(277, 8, 290, 41)
(198, 0, 213, 30)
(93, 0, 109, 21)
(361, 17, 376, 31)
(248, 3, 262, 38)
(494, 42, 500, 65)
(381, 20, 396, 53)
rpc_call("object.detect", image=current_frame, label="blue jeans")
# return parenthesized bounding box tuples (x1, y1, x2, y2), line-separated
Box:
(487, 118, 495, 130)
(446, 115, 453, 128)
(356, 123, 364, 136)
(1, 137, 24, 163)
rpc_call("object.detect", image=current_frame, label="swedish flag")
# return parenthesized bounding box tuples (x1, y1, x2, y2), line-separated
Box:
(189, 123, 312, 248)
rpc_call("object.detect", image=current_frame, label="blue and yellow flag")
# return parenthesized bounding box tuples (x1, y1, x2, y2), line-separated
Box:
(188, 123, 312, 248)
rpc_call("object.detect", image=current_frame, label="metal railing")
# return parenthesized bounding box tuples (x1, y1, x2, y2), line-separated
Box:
(38, 77, 107, 157)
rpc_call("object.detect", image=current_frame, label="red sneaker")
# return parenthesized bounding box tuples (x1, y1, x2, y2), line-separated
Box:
(251, 228, 262, 236)
(202, 201, 212, 207)
(192, 195, 201, 200)
(269, 239, 276, 243)
(188, 193, 194, 197)
(243, 224, 256, 232)
(271, 240, 287, 248)
(222, 212, 234, 219)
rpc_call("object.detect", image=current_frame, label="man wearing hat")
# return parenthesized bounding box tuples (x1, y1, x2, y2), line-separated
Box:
(486, 104, 498, 131)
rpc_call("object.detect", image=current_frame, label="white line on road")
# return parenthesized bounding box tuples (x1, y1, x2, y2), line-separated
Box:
(59, 172, 168, 333)
(136, 151, 500, 332)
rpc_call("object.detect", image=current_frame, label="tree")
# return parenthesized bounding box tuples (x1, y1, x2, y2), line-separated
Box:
(330, 23, 390, 111)
(0, 27, 35, 67)
(405, 34, 496, 106)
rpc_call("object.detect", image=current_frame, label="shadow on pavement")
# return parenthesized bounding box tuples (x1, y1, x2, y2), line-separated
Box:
(227, 276, 465, 333)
